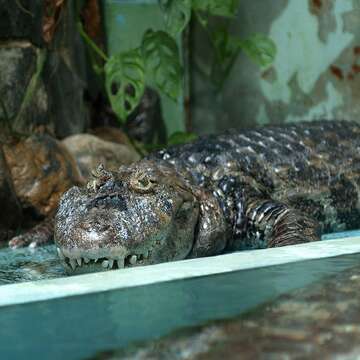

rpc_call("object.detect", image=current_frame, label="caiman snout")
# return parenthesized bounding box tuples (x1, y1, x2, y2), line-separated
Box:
(54, 161, 200, 274)
(55, 202, 162, 273)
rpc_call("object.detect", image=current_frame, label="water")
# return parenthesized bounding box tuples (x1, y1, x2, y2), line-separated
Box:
(111, 260, 360, 359)
(0, 245, 65, 285)
(1, 230, 359, 285)
(322, 229, 360, 240)
(0, 253, 360, 360)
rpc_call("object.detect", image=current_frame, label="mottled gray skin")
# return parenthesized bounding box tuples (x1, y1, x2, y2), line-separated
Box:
(55, 121, 360, 273)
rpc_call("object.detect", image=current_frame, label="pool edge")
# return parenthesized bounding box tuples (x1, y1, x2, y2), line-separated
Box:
(1, 236, 360, 307)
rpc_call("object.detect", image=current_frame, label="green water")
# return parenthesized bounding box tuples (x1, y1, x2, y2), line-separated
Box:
(1, 253, 360, 360)
(0, 245, 65, 285)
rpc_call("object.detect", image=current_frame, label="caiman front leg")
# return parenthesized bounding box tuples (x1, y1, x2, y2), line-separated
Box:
(8, 217, 54, 249)
(238, 198, 321, 249)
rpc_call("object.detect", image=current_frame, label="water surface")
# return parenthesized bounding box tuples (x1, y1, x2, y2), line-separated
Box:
(1, 230, 358, 285)
(0, 245, 65, 285)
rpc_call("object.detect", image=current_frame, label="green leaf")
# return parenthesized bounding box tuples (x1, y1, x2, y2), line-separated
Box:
(142, 30, 183, 101)
(167, 131, 198, 145)
(104, 49, 145, 123)
(239, 34, 277, 68)
(159, 0, 192, 36)
(192, 0, 240, 18)
(210, 27, 241, 88)
(212, 27, 240, 66)
(194, 10, 208, 28)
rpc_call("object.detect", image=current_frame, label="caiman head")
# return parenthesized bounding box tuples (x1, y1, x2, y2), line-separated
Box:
(54, 160, 227, 274)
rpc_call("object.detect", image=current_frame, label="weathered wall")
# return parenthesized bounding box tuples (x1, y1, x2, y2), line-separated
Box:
(191, 0, 360, 134)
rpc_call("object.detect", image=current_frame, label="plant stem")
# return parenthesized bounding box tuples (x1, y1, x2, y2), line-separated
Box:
(13, 49, 47, 132)
(15, 0, 34, 17)
(0, 98, 10, 123)
(0, 98, 11, 132)
(215, 47, 241, 93)
(77, 21, 109, 62)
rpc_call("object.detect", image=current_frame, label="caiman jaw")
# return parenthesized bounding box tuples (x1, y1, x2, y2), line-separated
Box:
(57, 247, 151, 273)
(55, 161, 200, 274)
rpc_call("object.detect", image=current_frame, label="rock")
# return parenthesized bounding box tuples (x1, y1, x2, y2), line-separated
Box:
(62, 134, 140, 179)
(90, 126, 132, 146)
(88, 88, 166, 146)
(45, 53, 89, 138)
(0, 0, 43, 45)
(125, 87, 167, 144)
(0, 1, 88, 138)
(2, 134, 83, 217)
(0, 148, 22, 241)
(0, 43, 48, 132)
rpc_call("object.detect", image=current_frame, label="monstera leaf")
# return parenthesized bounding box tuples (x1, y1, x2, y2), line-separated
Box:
(159, 0, 192, 36)
(104, 49, 145, 122)
(192, 0, 240, 17)
(239, 33, 277, 68)
(142, 30, 183, 101)
(210, 27, 241, 87)
(212, 26, 240, 66)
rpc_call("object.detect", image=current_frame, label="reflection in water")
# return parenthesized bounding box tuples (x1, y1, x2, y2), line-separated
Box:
(0, 245, 65, 284)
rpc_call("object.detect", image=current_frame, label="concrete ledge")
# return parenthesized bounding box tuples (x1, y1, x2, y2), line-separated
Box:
(1, 236, 360, 307)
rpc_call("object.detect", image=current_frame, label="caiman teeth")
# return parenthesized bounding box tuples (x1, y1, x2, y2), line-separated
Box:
(69, 259, 77, 270)
(57, 247, 65, 260)
(117, 257, 125, 268)
(57, 251, 149, 271)
(129, 255, 137, 265)
(101, 259, 116, 269)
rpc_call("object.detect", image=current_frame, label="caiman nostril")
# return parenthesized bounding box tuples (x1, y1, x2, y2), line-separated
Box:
(98, 224, 110, 231)
(80, 222, 92, 231)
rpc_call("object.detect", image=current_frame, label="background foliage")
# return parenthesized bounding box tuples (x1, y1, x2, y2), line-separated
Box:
(80, 0, 276, 144)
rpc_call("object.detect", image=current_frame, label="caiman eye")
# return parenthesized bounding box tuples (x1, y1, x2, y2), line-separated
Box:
(87, 164, 113, 192)
(130, 172, 157, 193)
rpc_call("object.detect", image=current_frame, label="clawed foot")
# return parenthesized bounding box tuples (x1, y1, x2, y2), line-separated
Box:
(9, 234, 37, 249)
(9, 232, 52, 249)
(8, 218, 54, 249)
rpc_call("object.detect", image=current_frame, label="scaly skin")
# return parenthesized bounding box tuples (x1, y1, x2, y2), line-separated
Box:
(54, 121, 360, 273)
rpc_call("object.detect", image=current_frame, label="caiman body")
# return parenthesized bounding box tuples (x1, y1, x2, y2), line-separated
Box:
(55, 121, 360, 273)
